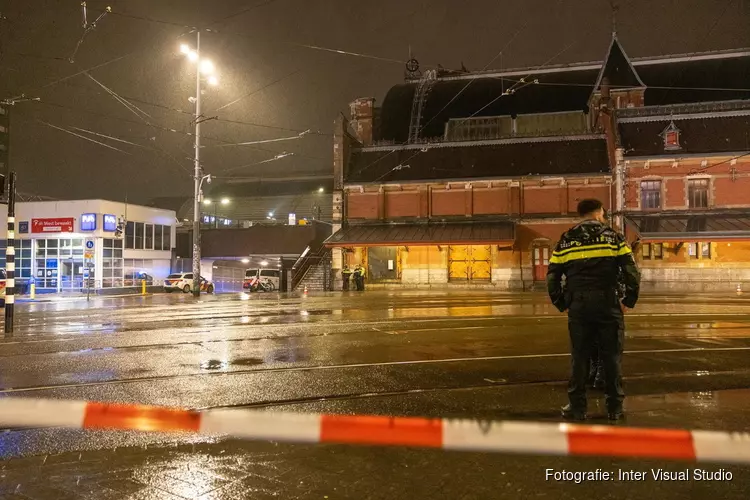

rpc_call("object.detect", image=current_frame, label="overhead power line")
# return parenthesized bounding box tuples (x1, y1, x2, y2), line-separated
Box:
(39, 119, 132, 155)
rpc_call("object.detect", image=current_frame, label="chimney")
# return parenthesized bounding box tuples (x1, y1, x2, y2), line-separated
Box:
(349, 97, 375, 146)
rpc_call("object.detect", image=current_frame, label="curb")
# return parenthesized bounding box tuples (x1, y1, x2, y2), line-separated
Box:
(1, 398, 749, 463)
(15, 294, 157, 303)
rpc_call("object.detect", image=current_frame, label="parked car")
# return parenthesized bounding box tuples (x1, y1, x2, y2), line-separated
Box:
(163, 272, 214, 294)
(125, 272, 154, 287)
(243, 268, 281, 292)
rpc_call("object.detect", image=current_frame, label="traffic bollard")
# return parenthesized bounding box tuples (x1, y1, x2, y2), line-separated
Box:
(141, 279, 146, 295)
(30, 283, 35, 300)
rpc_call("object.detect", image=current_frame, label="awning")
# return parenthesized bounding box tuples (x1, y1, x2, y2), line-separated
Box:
(324, 222, 515, 247)
(626, 214, 750, 241)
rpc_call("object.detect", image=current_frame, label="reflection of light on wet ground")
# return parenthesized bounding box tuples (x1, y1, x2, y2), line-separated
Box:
(624, 390, 720, 413)
(385, 305, 556, 318)
(696, 370, 710, 376)
(65, 370, 116, 384)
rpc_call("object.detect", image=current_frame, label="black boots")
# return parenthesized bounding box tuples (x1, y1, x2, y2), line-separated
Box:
(561, 404, 587, 421)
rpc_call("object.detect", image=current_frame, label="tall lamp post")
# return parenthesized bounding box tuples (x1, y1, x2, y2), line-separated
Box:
(180, 34, 219, 297)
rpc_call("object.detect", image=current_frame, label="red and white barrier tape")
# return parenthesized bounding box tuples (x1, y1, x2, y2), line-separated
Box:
(1, 398, 749, 463)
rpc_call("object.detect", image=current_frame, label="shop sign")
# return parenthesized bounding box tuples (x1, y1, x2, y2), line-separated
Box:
(81, 213, 97, 231)
(32, 218, 74, 233)
(103, 214, 117, 232)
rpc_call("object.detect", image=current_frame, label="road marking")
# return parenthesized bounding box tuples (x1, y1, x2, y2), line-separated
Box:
(2, 346, 749, 394)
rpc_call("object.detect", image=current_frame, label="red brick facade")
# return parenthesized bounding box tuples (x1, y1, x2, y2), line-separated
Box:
(624, 159, 750, 212)
(345, 178, 612, 220)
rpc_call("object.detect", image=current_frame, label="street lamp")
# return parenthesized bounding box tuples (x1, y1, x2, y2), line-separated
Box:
(180, 33, 219, 297)
(202, 197, 230, 228)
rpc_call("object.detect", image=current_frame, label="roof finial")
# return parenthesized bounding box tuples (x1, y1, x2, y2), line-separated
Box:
(610, 0, 619, 36)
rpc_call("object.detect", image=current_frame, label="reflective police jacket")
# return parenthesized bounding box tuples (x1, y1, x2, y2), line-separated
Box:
(546, 220, 641, 312)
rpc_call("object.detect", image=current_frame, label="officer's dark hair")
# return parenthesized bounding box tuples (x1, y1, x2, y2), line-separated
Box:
(577, 198, 604, 217)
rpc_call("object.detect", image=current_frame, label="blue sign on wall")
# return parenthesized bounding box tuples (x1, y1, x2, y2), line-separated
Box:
(19, 221, 29, 234)
(103, 214, 117, 232)
(81, 213, 97, 231)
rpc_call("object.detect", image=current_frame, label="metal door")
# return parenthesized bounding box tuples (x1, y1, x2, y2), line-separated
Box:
(448, 246, 470, 281)
(533, 247, 549, 281)
(470, 245, 492, 281)
(449, 245, 492, 281)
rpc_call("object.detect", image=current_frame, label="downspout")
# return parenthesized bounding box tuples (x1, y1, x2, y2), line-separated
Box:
(615, 147, 625, 232)
(518, 241, 525, 292)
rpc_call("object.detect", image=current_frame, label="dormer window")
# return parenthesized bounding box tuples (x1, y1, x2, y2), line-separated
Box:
(660, 120, 681, 151)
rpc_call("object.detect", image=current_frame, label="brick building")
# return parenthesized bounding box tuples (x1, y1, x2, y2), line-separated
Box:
(326, 35, 750, 291)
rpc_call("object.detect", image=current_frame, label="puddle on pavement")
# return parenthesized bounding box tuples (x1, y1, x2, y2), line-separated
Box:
(233, 357, 264, 366)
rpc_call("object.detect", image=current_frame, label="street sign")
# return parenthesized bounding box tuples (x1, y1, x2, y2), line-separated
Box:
(84, 251, 94, 259)
(85, 239, 95, 249)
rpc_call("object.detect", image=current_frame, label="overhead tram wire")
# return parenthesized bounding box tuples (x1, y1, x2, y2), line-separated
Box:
(498, 79, 750, 94)
(658, 0, 736, 105)
(352, 0, 645, 180)
(351, 0, 564, 179)
(467, 35, 582, 119)
(53, 79, 330, 136)
(94, 6, 416, 68)
(214, 68, 303, 112)
(31, 99, 299, 157)
(207, 0, 286, 28)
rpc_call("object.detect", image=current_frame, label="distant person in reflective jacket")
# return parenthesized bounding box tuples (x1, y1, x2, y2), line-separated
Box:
(353, 264, 366, 291)
(546, 199, 641, 422)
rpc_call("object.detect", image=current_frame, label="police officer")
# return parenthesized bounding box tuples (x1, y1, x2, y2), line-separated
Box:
(342, 265, 353, 291)
(353, 264, 366, 291)
(546, 198, 640, 422)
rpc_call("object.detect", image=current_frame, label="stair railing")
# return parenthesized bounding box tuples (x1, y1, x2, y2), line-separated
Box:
(291, 245, 331, 291)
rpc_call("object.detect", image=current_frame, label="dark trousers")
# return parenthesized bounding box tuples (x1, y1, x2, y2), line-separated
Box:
(567, 290, 625, 412)
(342, 275, 351, 291)
(589, 340, 603, 384)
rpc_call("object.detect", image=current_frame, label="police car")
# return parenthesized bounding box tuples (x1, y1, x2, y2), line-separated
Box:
(163, 272, 215, 294)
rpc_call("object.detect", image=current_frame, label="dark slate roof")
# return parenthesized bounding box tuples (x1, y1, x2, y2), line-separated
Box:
(346, 137, 610, 183)
(636, 55, 750, 106)
(619, 115, 750, 156)
(594, 35, 645, 90)
(627, 213, 750, 240)
(325, 221, 515, 247)
(382, 70, 596, 143)
(378, 50, 750, 143)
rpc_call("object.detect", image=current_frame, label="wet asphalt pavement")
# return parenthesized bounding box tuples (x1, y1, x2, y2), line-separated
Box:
(1, 290, 750, 499)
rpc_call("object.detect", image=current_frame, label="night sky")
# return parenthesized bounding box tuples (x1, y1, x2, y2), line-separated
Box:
(1, 0, 748, 204)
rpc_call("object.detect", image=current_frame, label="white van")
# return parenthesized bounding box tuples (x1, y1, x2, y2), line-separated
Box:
(243, 268, 281, 292)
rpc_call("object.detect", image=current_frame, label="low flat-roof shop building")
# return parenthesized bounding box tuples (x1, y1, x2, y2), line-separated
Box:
(0, 200, 176, 294)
